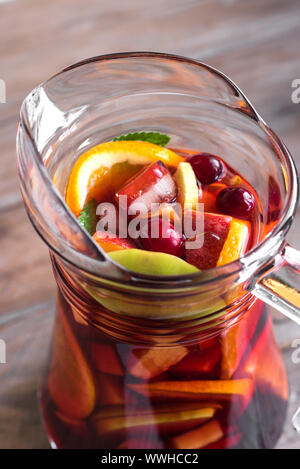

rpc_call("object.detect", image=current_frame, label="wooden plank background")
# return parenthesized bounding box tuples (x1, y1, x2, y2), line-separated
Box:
(0, 0, 300, 449)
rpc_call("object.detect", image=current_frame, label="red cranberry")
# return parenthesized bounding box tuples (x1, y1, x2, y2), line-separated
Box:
(140, 218, 184, 257)
(186, 153, 225, 185)
(216, 186, 256, 219)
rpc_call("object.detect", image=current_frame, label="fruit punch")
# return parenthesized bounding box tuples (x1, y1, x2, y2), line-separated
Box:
(40, 134, 287, 449)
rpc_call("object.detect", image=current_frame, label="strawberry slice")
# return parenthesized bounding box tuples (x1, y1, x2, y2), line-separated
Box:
(115, 161, 176, 214)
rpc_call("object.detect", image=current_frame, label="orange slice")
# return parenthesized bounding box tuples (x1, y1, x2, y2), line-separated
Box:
(129, 378, 254, 402)
(66, 141, 183, 216)
(170, 419, 223, 449)
(92, 231, 135, 253)
(217, 218, 250, 266)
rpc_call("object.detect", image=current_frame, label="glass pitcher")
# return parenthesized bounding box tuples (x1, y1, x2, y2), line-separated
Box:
(16, 52, 300, 449)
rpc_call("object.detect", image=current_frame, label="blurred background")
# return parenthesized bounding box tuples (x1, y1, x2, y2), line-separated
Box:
(0, 0, 299, 448)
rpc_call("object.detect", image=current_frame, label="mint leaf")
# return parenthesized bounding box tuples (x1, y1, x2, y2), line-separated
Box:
(78, 199, 97, 235)
(113, 131, 170, 147)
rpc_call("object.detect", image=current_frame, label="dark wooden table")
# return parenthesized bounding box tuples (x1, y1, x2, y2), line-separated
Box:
(0, 0, 300, 449)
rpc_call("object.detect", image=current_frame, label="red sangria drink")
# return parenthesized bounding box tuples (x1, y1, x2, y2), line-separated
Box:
(40, 135, 288, 449)
(17, 53, 299, 451)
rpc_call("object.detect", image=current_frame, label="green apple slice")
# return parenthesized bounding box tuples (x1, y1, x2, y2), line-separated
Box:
(108, 249, 200, 276)
(83, 250, 227, 319)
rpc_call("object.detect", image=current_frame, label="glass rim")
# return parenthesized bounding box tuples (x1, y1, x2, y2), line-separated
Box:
(18, 51, 299, 289)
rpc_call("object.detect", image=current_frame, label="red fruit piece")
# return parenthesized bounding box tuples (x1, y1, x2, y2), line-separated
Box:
(199, 336, 219, 351)
(237, 317, 288, 401)
(140, 217, 184, 257)
(115, 161, 176, 214)
(185, 211, 232, 269)
(89, 343, 124, 376)
(48, 310, 95, 419)
(93, 231, 135, 252)
(185, 211, 250, 270)
(169, 347, 221, 379)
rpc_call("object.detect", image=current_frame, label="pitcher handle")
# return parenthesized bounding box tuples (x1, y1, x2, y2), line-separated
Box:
(253, 244, 300, 324)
